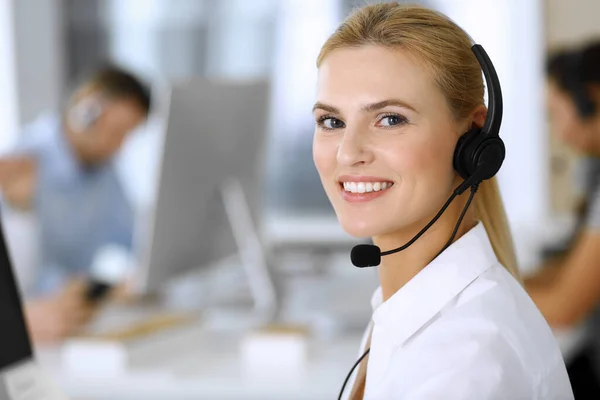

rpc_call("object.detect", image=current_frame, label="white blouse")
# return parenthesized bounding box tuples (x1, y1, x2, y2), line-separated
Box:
(344, 222, 574, 400)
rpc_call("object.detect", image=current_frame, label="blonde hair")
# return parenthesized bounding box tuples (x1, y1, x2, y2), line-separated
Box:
(317, 2, 519, 278)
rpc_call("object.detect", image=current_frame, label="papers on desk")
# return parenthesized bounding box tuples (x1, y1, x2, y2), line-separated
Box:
(240, 324, 309, 381)
(62, 313, 203, 376)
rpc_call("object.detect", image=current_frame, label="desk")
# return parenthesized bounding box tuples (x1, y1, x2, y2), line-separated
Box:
(35, 315, 585, 400)
(34, 300, 586, 400)
(33, 217, 587, 399)
(34, 263, 370, 400)
(35, 324, 362, 400)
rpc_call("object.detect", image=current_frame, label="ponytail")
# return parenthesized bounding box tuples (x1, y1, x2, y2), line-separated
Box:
(474, 177, 520, 280)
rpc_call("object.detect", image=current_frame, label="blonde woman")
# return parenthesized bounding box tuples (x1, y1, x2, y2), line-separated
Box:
(312, 3, 572, 399)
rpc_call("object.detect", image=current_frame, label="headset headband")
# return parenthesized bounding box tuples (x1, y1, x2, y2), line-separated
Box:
(471, 44, 502, 137)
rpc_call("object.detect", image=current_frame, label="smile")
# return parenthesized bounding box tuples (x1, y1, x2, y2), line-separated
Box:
(341, 181, 394, 193)
(337, 177, 395, 203)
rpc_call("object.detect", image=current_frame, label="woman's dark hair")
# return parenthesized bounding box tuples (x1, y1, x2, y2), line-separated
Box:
(543, 40, 600, 259)
(547, 40, 600, 118)
(84, 65, 152, 115)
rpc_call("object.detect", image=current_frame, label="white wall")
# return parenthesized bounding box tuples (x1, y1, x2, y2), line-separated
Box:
(546, 0, 600, 47)
(432, 0, 546, 268)
(204, 0, 275, 79)
(13, 0, 64, 125)
(0, 0, 19, 153)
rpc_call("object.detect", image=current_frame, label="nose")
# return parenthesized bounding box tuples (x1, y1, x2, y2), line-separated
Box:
(336, 128, 374, 167)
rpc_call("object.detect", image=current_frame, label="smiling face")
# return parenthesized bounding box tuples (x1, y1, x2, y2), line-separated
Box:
(312, 45, 467, 239)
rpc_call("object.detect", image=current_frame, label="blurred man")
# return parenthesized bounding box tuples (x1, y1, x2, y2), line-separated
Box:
(0, 65, 152, 343)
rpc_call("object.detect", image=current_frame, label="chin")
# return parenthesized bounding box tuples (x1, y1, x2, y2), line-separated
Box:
(336, 215, 385, 239)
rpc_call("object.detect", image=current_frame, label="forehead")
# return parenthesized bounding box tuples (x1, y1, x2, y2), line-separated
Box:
(316, 45, 446, 112)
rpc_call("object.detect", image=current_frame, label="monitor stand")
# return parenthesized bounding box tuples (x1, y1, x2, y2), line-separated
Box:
(203, 177, 280, 329)
(0, 359, 68, 400)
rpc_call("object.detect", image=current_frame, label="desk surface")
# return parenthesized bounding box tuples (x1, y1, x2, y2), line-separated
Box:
(33, 302, 586, 400)
(33, 213, 587, 400)
(36, 325, 362, 400)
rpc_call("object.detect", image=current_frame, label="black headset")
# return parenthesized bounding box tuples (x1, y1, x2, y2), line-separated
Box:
(563, 49, 596, 119)
(452, 44, 505, 191)
(342, 43, 506, 398)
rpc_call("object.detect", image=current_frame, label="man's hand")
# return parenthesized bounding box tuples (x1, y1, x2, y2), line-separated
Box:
(24, 279, 98, 344)
(0, 156, 37, 210)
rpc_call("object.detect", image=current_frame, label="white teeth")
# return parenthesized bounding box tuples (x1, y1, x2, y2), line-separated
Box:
(341, 181, 393, 194)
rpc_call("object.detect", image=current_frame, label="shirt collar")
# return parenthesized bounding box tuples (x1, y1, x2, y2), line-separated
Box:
(370, 221, 498, 347)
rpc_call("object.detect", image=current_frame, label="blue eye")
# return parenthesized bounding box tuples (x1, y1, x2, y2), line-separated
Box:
(379, 114, 407, 127)
(317, 116, 345, 130)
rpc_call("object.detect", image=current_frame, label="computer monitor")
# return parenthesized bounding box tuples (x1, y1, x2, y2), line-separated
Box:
(0, 217, 68, 399)
(131, 77, 277, 316)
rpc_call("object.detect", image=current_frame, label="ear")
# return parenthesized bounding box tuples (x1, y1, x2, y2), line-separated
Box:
(469, 104, 488, 130)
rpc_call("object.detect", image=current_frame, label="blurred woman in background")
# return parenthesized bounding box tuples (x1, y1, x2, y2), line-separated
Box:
(525, 41, 600, 398)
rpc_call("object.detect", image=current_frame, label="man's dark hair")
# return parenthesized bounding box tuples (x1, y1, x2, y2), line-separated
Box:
(86, 65, 152, 114)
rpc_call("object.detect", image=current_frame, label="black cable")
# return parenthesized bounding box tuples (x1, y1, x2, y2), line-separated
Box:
(381, 188, 459, 256)
(435, 184, 479, 259)
(338, 183, 480, 399)
(337, 348, 370, 400)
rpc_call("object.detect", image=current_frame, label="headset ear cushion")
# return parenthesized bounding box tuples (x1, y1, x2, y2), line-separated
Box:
(453, 128, 481, 180)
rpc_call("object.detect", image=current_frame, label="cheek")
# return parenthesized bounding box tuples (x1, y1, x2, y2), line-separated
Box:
(382, 134, 453, 184)
(555, 118, 587, 147)
(312, 134, 338, 181)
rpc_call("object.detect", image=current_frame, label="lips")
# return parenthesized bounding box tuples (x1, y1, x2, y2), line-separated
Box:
(337, 175, 395, 203)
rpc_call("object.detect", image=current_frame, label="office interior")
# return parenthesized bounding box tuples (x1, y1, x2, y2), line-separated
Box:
(0, 0, 597, 399)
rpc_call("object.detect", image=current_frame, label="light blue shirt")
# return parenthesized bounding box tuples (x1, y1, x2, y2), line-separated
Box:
(8, 113, 135, 296)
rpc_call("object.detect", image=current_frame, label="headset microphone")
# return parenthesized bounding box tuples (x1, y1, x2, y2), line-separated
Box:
(351, 244, 381, 268)
(350, 163, 495, 268)
(351, 177, 478, 268)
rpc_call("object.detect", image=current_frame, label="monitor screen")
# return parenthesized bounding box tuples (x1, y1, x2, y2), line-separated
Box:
(0, 217, 33, 370)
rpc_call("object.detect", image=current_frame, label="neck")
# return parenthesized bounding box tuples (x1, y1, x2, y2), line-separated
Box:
(374, 193, 477, 302)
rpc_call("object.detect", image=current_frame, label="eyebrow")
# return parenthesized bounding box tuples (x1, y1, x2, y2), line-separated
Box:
(312, 99, 417, 114)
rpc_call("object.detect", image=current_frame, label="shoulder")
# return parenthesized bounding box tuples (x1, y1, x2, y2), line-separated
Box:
(394, 264, 571, 398)
(11, 113, 61, 156)
(443, 264, 565, 366)
(387, 326, 531, 399)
